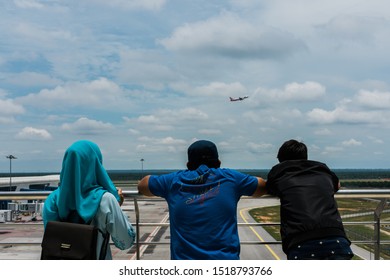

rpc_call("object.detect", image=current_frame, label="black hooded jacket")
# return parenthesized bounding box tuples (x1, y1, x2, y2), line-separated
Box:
(266, 160, 349, 253)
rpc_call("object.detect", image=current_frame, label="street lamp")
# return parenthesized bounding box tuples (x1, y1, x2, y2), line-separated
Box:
(6, 155, 17, 191)
(140, 158, 144, 179)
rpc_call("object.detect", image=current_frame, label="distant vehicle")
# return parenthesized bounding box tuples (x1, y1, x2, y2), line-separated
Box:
(229, 96, 249, 102)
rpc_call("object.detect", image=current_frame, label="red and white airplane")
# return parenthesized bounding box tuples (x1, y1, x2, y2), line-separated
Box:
(229, 96, 249, 102)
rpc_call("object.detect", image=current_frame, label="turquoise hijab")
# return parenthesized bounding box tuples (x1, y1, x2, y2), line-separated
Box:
(43, 140, 120, 226)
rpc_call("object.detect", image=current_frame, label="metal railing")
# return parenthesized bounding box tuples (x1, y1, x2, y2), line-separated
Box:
(1, 189, 389, 260)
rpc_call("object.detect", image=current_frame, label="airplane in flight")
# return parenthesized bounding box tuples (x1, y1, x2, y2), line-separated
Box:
(229, 96, 249, 102)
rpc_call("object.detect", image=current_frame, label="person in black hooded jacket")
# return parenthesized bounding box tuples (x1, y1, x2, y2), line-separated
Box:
(266, 139, 354, 260)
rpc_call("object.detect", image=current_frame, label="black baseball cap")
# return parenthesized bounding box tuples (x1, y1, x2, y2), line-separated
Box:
(187, 140, 219, 163)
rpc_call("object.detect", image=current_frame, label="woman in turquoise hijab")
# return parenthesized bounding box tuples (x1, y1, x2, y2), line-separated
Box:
(43, 140, 135, 259)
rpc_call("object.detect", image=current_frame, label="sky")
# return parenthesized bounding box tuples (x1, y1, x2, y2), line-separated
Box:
(1, 0, 390, 172)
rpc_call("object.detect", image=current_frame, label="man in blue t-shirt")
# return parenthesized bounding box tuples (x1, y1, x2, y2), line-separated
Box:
(138, 140, 266, 260)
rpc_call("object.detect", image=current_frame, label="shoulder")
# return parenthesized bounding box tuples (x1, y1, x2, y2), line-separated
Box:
(150, 170, 183, 180)
(218, 168, 258, 186)
(306, 160, 337, 175)
(43, 189, 59, 213)
(218, 167, 242, 176)
(219, 168, 256, 180)
(269, 160, 311, 174)
(149, 170, 186, 187)
(267, 161, 302, 181)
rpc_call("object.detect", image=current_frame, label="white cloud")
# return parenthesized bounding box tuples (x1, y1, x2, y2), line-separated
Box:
(187, 82, 247, 98)
(307, 108, 339, 124)
(322, 146, 344, 154)
(14, 22, 76, 47)
(198, 129, 221, 135)
(116, 49, 177, 90)
(314, 128, 332, 136)
(0, 89, 7, 99)
(137, 115, 160, 125)
(89, 0, 166, 10)
(129, 107, 210, 132)
(61, 117, 113, 135)
(128, 128, 140, 135)
(307, 89, 390, 125)
(0, 99, 25, 115)
(342, 138, 362, 147)
(356, 90, 390, 109)
(307, 107, 385, 125)
(14, 0, 45, 9)
(247, 142, 274, 153)
(284, 82, 326, 98)
(254, 81, 326, 103)
(159, 12, 306, 59)
(316, 15, 388, 45)
(136, 107, 209, 126)
(160, 136, 187, 146)
(0, 116, 17, 124)
(6, 72, 62, 88)
(15, 127, 52, 140)
(136, 136, 187, 153)
(17, 78, 131, 111)
(368, 136, 384, 144)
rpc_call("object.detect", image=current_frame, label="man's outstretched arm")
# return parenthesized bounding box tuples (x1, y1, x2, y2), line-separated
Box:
(252, 177, 267, 197)
(137, 175, 154, 196)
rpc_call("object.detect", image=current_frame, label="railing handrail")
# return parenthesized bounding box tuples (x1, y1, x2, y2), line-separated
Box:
(1, 188, 390, 199)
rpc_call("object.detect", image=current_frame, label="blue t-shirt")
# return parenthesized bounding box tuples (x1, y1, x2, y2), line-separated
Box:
(148, 165, 258, 260)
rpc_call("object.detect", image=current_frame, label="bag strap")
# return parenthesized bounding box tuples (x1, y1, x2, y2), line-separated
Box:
(65, 210, 86, 224)
(99, 230, 110, 260)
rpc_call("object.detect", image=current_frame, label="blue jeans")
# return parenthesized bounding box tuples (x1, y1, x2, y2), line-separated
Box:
(287, 237, 354, 260)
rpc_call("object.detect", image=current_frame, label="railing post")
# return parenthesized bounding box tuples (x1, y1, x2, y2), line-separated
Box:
(134, 197, 140, 260)
(374, 199, 387, 260)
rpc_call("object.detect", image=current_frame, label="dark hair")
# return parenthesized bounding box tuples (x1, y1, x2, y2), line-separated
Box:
(187, 140, 221, 170)
(277, 139, 308, 162)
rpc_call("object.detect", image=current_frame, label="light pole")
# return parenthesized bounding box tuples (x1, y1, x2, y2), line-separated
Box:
(140, 158, 144, 179)
(6, 155, 17, 191)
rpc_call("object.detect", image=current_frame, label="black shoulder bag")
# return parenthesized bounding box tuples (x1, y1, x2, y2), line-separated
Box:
(40, 212, 110, 260)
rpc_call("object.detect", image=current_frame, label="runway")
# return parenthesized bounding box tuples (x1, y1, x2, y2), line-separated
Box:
(238, 198, 286, 260)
